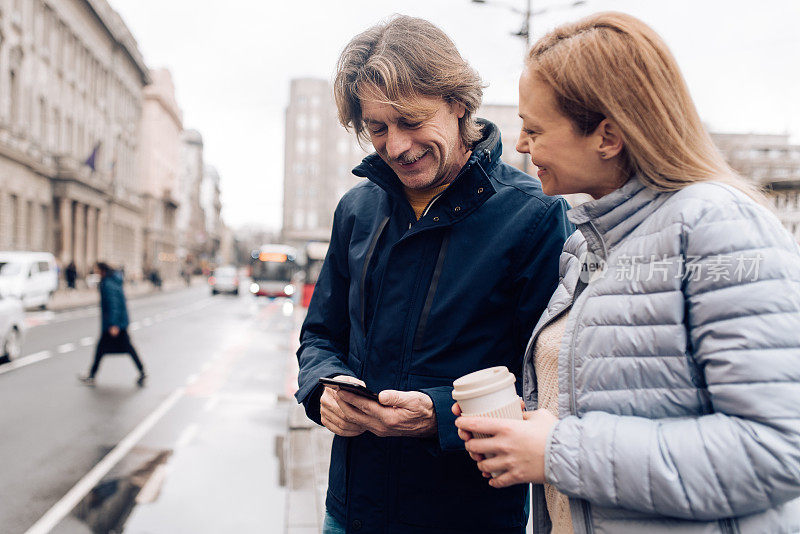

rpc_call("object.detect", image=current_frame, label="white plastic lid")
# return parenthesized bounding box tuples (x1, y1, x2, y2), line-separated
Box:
(452, 366, 516, 401)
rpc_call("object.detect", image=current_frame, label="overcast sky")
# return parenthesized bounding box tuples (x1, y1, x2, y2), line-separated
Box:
(107, 0, 800, 231)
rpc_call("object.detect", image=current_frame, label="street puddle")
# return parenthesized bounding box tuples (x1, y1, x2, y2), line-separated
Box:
(71, 447, 172, 533)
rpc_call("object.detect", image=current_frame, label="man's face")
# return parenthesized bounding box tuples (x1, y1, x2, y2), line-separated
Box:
(360, 87, 468, 191)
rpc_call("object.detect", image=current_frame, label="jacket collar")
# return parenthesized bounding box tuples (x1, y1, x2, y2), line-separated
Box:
(352, 119, 502, 226)
(567, 177, 664, 254)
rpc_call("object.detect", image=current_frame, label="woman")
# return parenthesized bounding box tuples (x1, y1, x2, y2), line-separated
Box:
(454, 12, 800, 534)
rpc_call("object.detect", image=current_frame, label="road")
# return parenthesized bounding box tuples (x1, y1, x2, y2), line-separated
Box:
(0, 284, 297, 534)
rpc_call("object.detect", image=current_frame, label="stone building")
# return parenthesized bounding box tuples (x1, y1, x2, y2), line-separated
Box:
(139, 68, 182, 280)
(712, 132, 800, 241)
(200, 164, 222, 263)
(0, 0, 148, 279)
(282, 78, 369, 245)
(177, 129, 207, 271)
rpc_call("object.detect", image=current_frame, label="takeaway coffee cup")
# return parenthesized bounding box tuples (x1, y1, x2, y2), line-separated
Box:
(453, 366, 523, 477)
(452, 366, 523, 430)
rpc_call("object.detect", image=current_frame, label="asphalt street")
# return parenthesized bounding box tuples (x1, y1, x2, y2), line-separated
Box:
(0, 284, 297, 533)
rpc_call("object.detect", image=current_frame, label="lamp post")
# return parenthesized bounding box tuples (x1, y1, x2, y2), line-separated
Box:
(471, 0, 586, 173)
(471, 0, 586, 50)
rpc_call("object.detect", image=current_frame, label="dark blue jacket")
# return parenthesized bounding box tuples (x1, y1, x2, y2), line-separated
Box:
(99, 271, 129, 331)
(296, 121, 572, 533)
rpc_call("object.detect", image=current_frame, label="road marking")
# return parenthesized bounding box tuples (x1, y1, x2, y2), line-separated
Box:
(79, 337, 94, 347)
(129, 322, 141, 331)
(175, 423, 200, 449)
(186, 374, 199, 385)
(56, 343, 76, 354)
(24, 387, 185, 534)
(0, 351, 52, 376)
(142, 318, 153, 326)
(203, 396, 219, 412)
(201, 361, 212, 372)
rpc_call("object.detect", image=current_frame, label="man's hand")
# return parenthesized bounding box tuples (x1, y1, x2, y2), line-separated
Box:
(320, 375, 367, 437)
(335, 389, 437, 437)
(108, 326, 120, 337)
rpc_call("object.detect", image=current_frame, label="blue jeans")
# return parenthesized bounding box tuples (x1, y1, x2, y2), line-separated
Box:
(322, 511, 346, 534)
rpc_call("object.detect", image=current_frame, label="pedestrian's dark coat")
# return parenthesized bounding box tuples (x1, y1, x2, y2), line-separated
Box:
(296, 121, 572, 533)
(99, 271, 129, 332)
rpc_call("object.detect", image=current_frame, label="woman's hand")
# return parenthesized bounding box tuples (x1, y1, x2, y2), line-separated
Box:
(455, 408, 558, 488)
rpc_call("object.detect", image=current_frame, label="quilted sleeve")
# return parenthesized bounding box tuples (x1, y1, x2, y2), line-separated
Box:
(546, 194, 800, 520)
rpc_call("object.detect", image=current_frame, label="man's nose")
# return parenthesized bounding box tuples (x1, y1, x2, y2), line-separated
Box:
(385, 127, 413, 160)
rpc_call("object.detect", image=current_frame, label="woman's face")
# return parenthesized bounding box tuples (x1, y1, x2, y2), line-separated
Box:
(516, 68, 623, 199)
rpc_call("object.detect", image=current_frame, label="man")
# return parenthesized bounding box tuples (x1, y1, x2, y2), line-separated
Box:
(296, 16, 571, 534)
(79, 262, 147, 387)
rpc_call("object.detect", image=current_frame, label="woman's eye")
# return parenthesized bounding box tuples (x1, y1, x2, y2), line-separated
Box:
(369, 125, 386, 134)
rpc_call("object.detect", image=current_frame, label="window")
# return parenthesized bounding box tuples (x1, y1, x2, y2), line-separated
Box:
(39, 97, 47, 143)
(9, 195, 19, 247)
(9, 70, 19, 127)
(26, 200, 33, 248)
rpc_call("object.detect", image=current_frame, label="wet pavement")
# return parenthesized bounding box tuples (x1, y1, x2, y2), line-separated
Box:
(2, 284, 311, 534)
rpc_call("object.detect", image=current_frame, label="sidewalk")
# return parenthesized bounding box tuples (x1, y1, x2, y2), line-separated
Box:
(48, 277, 201, 312)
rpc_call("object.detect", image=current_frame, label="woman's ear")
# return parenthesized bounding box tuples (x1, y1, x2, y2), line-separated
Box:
(596, 118, 624, 159)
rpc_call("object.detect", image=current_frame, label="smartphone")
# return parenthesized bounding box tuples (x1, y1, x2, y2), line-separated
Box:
(319, 377, 380, 402)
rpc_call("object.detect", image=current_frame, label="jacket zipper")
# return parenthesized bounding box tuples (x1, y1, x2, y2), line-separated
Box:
(360, 216, 390, 335)
(412, 232, 450, 352)
(568, 221, 606, 534)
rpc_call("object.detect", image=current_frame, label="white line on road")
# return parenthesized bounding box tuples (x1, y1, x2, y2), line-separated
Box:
(24, 387, 185, 534)
(0, 351, 52, 376)
(79, 337, 94, 347)
(175, 423, 199, 449)
(203, 396, 219, 412)
(201, 361, 212, 372)
(142, 318, 153, 326)
(186, 374, 199, 385)
(56, 343, 76, 354)
(129, 322, 141, 331)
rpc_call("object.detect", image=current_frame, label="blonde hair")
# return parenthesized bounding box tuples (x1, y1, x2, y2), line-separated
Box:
(526, 12, 765, 202)
(334, 15, 484, 149)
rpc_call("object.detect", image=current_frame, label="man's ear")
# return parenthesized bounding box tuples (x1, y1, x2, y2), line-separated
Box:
(595, 118, 624, 159)
(449, 101, 466, 119)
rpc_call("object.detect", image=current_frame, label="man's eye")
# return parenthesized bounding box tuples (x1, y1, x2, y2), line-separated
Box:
(523, 128, 538, 137)
(369, 125, 386, 134)
(401, 121, 421, 129)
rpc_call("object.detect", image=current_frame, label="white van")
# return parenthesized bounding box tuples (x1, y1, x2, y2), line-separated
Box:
(0, 252, 59, 309)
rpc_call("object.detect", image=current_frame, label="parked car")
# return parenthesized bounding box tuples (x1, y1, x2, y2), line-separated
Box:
(209, 266, 239, 295)
(0, 291, 24, 362)
(0, 252, 59, 309)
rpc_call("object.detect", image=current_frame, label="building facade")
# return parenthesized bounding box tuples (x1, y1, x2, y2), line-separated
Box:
(139, 68, 182, 280)
(0, 0, 149, 279)
(282, 78, 369, 245)
(712, 132, 800, 241)
(200, 164, 222, 264)
(177, 129, 207, 272)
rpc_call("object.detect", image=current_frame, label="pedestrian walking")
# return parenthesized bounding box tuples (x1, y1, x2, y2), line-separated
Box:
(65, 261, 77, 290)
(455, 12, 800, 533)
(295, 15, 571, 534)
(79, 262, 147, 387)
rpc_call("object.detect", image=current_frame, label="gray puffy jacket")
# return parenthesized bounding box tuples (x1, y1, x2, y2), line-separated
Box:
(523, 178, 800, 533)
